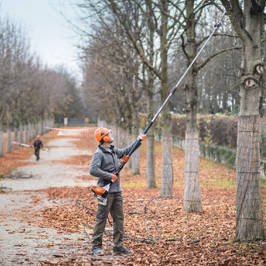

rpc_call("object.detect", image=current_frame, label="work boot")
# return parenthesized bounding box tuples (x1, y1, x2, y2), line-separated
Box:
(113, 247, 133, 255)
(91, 248, 104, 256)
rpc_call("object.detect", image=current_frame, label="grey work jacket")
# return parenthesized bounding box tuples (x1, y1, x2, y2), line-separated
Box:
(89, 142, 136, 193)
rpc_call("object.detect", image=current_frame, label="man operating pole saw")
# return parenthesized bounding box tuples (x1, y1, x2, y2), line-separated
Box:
(89, 127, 145, 256)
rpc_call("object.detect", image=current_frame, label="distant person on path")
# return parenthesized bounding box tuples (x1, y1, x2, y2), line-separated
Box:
(33, 135, 43, 161)
(89, 127, 145, 256)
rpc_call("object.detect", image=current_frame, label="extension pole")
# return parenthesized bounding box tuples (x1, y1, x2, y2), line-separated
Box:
(116, 10, 226, 175)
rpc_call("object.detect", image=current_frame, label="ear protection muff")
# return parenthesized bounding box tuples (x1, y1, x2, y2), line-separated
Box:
(103, 134, 111, 143)
(100, 131, 111, 143)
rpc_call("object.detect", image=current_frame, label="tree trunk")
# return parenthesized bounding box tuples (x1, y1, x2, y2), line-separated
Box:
(14, 128, 18, 150)
(183, 128, 202, 212)
(146, 127, 156, 188)
(183, 0, 202, 212)
(126, 131, 132, 170)
(23, 125, 27, 143)
(131, 129, 140, 175)
(220, 0, 265, 241)
(145, 0, 156, 189)
(159, 0, 173, 197)
(113, 125, 119, 147)
(0, 131, 3, 157)
(41, 119, 44, 135)
(19, 124, 23, 144)
(236, 116, 264, 240)
(160, 118, 173, 197)
(146, 92, 156, 188)
(131, 144, 140, 175)
(6, 128, 12, 153)
(6, 112, 12, 153)
(131, 101, 141, 175)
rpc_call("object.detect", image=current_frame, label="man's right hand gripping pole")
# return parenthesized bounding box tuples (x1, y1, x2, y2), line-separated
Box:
(111, 174, 118, 183)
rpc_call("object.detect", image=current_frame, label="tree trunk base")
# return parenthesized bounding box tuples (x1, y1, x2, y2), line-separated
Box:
(236, 218, 264, 241)
(183, 200, 202, 213)
(183, 130, 202, 212)
(236, 115, 264, 241)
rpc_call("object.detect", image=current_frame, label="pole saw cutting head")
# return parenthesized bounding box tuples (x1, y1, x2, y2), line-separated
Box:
(90, 183, 110, 206)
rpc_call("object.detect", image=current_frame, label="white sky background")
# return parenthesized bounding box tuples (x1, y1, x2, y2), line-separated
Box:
(1, 0, 81, 80)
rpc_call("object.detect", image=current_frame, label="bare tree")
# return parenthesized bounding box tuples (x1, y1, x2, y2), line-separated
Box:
(103, 0, 184, 196)
(170, 1, 237, 212)
(0, 14, 81, 146)
(76, 0, 148, 176)
(80, 19, 142, 129)
(220, 0, 265, 241)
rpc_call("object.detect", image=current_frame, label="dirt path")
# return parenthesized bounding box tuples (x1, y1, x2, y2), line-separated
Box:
(0, 129, 96, 265)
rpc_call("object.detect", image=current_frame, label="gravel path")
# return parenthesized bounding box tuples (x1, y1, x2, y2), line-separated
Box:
(0, 129, 97, 265)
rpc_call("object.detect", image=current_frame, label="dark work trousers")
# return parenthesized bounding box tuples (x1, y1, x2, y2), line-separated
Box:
(92, 192, 124, 250)
(34, 148, 40, 160)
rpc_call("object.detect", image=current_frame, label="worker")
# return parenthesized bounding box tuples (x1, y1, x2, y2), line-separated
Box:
(33, 135, 43, 161)
(89, 127, 145, 256)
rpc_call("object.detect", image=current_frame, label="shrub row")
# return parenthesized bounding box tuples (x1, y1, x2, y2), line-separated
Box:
(144, 114, 265, 172)
(172, 135, 236, 168)
(171, 115, 266, 173)
(171, 114, 238, 149)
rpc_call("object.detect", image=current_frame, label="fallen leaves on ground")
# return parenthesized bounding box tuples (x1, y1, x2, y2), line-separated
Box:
(2, 127, 266, 265)
(0, 148, 33, 176)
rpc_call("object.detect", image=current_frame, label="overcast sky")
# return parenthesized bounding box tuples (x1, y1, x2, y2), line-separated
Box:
(1, 0, 81, 80)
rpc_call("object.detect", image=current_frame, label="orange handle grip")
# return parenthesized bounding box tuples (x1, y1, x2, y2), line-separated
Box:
(122, 155, 130, 163)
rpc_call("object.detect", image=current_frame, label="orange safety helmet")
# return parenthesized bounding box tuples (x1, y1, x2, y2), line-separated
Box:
(94, 127, 111, 144)
(37, 135, 40, 139)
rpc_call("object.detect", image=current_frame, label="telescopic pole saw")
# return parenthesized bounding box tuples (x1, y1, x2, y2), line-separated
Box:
(116, 10, 226, 175)
(91, 10, 226, 205)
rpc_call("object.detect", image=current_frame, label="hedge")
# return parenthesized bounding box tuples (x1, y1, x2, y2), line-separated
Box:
(172, 135, 236, 169)
(171, 114, 238, 149)
(143, 113, 265, 172)
(171, 115, 265, 172)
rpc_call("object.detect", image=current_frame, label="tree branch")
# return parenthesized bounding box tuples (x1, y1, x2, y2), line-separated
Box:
(220, 0, 253, 43)
(197, 46, 242, 71)
(108, 0, 162, 80)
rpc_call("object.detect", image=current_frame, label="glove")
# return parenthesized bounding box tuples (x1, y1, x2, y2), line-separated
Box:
(111, 174, 118, 183)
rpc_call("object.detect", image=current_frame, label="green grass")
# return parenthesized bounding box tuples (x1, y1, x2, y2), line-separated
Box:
(174, 178, 184, 187)
(202, 178, 235, 188)
(140, 145, 146, 152)
(260, 178, 266, 201)
(123, 181, 146, 188)
(261, 178, 266, 187)
(142, 143, 182, 154)
(155, 145, 162, 153)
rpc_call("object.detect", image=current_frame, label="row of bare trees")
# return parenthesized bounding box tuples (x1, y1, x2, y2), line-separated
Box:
(0, 14, 84, 155)
(72, 0, 265, 241)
